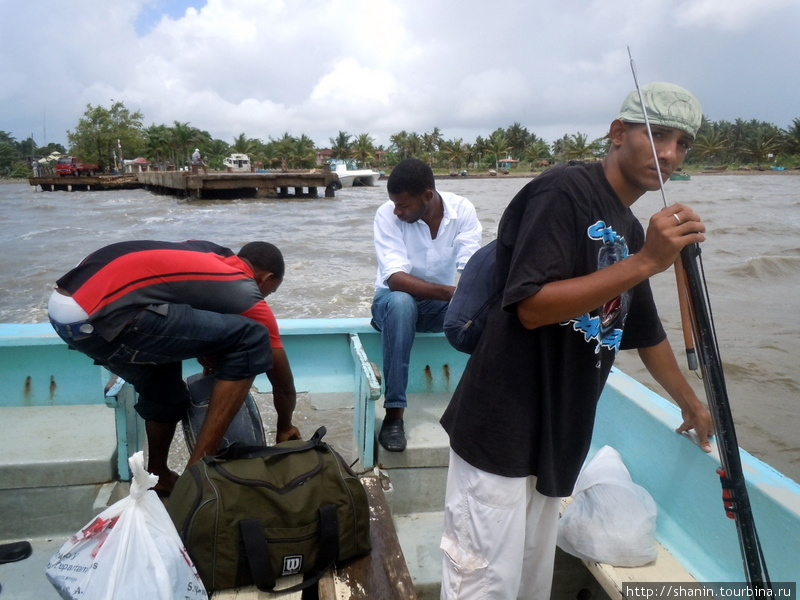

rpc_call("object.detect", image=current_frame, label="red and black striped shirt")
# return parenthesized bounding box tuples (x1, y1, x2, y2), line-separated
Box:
(57, 240, 282, 346)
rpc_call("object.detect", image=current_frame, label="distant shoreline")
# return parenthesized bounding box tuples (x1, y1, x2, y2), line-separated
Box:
(3, 167, 798, 186)
(433, 168, 800, 180)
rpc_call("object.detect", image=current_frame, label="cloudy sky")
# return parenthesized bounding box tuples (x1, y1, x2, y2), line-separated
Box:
(3, 0, 798, 151)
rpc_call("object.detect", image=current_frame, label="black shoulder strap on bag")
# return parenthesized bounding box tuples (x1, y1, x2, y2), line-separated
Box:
(240, 518, 277, 591)
(206, 427, 328, 463)
(240, 504, 339, 593)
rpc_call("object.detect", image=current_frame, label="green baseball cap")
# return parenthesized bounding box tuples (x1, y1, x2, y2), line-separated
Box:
(617, 82, 703, 138)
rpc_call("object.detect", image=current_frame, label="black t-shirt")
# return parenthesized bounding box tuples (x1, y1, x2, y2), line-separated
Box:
(440, 161, 665, 497)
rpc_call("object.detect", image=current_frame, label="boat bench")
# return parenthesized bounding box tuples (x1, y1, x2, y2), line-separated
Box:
(214, 474, 417, 600)
(559, 497, 697, 599)
(0, 404, 118, 541)
(0, 324, 124, 540)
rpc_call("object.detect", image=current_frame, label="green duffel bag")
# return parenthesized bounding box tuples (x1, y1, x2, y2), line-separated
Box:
(168, 427, 371, 593)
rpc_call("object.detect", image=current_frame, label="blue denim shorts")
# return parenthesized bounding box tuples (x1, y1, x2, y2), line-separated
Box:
(52, 304, 272, 422)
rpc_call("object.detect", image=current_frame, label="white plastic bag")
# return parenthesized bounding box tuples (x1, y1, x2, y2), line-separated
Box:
(557, 445, 658, 567)
(46, 452, 208, 600)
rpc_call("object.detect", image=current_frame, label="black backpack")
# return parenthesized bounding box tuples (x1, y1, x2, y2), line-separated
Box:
(444, 239, 499, 354)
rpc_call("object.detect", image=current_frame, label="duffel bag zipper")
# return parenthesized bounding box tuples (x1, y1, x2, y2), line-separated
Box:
(179, 465, 207, 539)
(211, 452, 325, 494)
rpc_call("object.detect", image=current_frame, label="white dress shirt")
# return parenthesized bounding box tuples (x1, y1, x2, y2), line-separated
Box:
(373, 191, 482, 292)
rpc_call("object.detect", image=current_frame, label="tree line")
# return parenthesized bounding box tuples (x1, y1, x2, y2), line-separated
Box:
(3, 101, 800, 177)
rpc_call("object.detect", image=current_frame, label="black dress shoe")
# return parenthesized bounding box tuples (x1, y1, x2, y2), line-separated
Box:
(378, 418, 406, 452)
(0, 541, 32, 564)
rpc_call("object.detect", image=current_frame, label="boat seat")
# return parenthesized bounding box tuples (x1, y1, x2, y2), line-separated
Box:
(0, 404, 117, 539)
(559, 497, 698, 599)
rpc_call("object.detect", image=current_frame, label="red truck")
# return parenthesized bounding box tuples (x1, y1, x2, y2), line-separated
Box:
(56, 156, 100, 176)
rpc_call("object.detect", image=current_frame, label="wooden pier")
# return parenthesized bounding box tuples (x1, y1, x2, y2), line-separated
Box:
(28, 171, 340, 200)
(28, 174, 142, 192)
(137, 171, 340, 199)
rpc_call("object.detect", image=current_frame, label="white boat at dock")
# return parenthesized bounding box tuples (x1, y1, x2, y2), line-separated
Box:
(329, 159, 381, 188)
(223, 153, 251, 172)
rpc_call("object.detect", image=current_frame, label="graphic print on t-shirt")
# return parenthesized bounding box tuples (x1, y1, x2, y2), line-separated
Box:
(564, 220, 631, 355)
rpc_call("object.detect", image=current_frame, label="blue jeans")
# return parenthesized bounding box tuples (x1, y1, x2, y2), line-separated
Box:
(371, 291, 449, 409)
(50, 304, 272, 423)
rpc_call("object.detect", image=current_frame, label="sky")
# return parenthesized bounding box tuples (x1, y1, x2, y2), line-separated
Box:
(3, 0, 798, 152)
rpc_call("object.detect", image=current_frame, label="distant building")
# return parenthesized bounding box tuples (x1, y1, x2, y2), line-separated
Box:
(498, 157, 520, 170)
(316, 149, 333, 166)
(124, 157, 150, 173)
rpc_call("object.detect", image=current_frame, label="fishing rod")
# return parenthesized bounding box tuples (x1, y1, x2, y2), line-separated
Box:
(627, 47, 772, 589)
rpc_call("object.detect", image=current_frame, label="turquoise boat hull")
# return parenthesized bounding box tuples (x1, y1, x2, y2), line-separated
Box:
(1, 320, 798, 586)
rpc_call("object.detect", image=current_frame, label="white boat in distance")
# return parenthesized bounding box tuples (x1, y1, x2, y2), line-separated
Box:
(222, 153, 251, 172)
(330, 159, 381, 188)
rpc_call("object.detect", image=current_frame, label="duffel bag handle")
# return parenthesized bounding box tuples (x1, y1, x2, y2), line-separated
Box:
(239, 504, 339, 593)
(206, 426, 327, 464)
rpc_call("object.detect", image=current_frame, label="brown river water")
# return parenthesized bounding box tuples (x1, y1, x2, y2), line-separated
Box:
(1, 172, 798, 482)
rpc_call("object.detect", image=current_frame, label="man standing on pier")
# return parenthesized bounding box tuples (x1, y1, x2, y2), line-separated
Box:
(47, 240, 300, 496)
(371, 158, 482, 452)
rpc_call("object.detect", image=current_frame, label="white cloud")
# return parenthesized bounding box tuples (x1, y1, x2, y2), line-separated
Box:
(675, 0, 797, 30)
(310, 58, 397, 107)
(2, 0, 799, 149)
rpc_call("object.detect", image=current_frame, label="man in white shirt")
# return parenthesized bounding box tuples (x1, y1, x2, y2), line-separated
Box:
(371, 158, 482, 451)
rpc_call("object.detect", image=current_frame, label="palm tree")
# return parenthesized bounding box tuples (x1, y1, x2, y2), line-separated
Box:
(589, 135, 610, 160)
(522, 138, 551, 170)
(170, 121, 203, 167)
(693, 127, 729, 164)
(551, 135, 569, 163)
(254, 141, 280, 170)
(351, 133, 376, 167)
(484, 130, 509, 169)
(566, 133, 591, 160)
(505, 122, 529, 159)
(329, 131, 352, 160)
(406, 132, 423, 160)
(288, 134, 316, 169)
(389, 130, 410, 160)
(390, 131, 423, 161)
(441, 138, 469, 170)
(269, 133, 296, 171)
(422, 127, 443, 167)
(230, 133, 258, 155)
(740, 126, 782, 167)
(144, 124, 171, 169)
(472, 135, 487, 168)
(204, 138, 230, 170)
(783, 118, 800, 155)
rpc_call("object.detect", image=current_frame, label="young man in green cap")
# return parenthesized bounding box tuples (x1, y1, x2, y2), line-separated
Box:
(439, 82, 714, 599)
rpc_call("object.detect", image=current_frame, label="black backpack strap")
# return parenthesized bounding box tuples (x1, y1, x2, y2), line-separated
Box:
(311, 504, 339, 578)
(239, 518, 277, 591)
(206, 427, 327, 463)
(240, 505, 339, 594)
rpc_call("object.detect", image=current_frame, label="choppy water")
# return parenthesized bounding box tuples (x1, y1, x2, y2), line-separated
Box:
(1, 174, 799, 482)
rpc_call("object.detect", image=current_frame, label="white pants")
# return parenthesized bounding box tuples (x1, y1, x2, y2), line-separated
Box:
(440, 449, 561, 600)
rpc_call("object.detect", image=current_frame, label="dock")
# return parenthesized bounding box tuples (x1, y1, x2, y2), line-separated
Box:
(28, 171, 340, 200)
(138, 171, 340, 199)
(27, 174, 142, 192)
